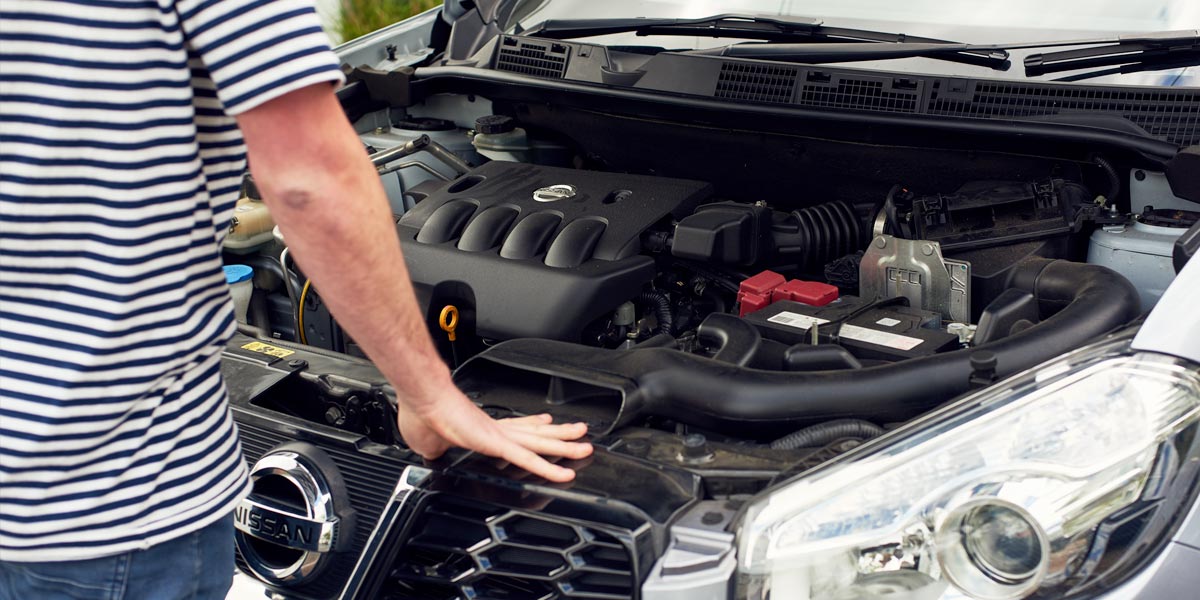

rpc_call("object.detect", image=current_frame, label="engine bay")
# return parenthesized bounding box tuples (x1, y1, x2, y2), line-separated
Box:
(226, 87, 1199, 490)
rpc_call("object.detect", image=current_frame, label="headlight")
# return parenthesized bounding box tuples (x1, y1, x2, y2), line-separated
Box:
(738, 342, 1200, 600)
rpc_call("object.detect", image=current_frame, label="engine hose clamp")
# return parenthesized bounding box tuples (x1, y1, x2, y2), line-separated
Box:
(439, 305, 459, 341)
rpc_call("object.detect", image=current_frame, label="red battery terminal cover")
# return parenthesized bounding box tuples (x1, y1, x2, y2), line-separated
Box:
(737, 270, 839, 316)
(773, 279, 839, 306)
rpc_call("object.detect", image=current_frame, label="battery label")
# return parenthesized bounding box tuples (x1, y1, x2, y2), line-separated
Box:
(840, 324, 924, 350)
(768, 311, 831, 329)
(240, 341, 295, 358)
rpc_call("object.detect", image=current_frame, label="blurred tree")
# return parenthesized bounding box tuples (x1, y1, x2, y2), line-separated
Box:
(337, 0, 441, 42)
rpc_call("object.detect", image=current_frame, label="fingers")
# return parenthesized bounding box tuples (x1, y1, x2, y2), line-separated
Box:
(499, 442, 578, 483)
(414, 401, 594, 482)
(500, 417, 590, 440)
(502, 413, 554, 425)
(506, 429, 594, 460)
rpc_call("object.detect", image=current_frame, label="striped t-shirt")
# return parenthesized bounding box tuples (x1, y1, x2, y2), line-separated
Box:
(1, 0, 344, 561)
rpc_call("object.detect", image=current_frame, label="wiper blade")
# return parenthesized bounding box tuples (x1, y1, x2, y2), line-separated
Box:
(690, 41, 1011, 70)
(523, 14, 1009, 70)
(687, 31, 1200, 75)
(1025, 30, 1199, 77)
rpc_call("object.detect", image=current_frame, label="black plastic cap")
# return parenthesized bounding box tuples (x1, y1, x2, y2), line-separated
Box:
(475, 115, 515, 134)
(1174, 219, 1200, 274)
(1166, 146, 1200, 204)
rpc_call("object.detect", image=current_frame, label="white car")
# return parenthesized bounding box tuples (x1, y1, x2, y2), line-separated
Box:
(222, 2, 1200, 599)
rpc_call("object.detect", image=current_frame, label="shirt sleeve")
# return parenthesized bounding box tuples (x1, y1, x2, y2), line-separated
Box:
(174, 0, 346, 115)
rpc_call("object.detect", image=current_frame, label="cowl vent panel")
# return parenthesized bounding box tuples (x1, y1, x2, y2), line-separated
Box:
(715, 62, 797, 104)
(496, 37, 570, 79)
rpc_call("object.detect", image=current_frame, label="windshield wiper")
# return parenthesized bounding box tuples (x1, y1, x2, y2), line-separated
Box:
(521, 14, 1011, 70)
(689, 41, 1011, 70)
(687, 32, 1199, 79)
(1024, 30, 1199, 80)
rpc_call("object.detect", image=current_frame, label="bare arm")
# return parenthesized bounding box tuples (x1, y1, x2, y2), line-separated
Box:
(235, 83, 591, 482)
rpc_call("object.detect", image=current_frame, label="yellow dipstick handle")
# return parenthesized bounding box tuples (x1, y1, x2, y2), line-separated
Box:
(439, 305, 459, 342)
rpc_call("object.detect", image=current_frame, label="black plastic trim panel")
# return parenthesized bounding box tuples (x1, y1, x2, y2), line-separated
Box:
(473, 36, 1197, 153)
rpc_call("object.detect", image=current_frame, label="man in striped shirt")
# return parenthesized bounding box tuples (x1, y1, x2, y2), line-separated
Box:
(0, 0, 592, 597)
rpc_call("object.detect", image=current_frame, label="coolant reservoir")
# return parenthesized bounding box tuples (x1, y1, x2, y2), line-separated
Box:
(472, 115, 531, 162)
(223, 264, 254, 324)
(224, 197, 275, 254)
(1088, 208, 1196, 309)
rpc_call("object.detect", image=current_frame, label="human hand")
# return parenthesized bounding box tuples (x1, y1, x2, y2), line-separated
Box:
(396, 389, 593, 483)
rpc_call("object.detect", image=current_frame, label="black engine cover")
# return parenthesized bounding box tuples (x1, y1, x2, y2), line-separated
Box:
(398, 162, 711, 341)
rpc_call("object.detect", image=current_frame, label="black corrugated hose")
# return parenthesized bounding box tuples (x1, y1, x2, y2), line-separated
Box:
(639, 290, 674, 335)
(770, 419, 886, 450)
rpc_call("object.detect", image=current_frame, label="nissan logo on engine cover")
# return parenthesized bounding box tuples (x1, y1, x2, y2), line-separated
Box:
(234, 444, 354, 587)
(533, 184, 577, 202)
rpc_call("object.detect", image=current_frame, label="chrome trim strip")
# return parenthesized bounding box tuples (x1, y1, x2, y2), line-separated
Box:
(339, 465, 433, 599)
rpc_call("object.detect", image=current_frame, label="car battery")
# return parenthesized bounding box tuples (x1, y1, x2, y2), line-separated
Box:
(744, 298, 960, 361)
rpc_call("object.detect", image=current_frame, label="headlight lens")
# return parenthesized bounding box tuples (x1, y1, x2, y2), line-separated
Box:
(738, 345, 1200, 600)
(959, 503, 1044, 582)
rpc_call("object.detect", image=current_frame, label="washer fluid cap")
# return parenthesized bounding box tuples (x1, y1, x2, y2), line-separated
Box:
(224, 264, 253, 284)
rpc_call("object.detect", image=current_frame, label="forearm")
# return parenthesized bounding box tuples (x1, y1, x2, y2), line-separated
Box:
(236, 84, 590, 480)
(238, 86, 452, 405)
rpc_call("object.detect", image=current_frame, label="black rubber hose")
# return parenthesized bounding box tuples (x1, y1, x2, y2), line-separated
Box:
(638, 290, 674, 336)
(770, 419, 886, 450)
(632, 259, 1139, 429)
(773, 200, 864, 271)
(696, 313, 761, 366)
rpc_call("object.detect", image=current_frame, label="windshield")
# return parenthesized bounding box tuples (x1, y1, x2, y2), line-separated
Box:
(506, 0, 1199, 86)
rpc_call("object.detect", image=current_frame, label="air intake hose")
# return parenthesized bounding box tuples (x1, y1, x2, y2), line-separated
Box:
(455, 259, 1140, 437)
(632, 259, 1139, 430)
(773, 201, 864, 271)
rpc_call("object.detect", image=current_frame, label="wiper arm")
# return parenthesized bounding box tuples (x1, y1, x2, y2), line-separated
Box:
(524, 14, 828, 40)
(1025, 30, 1199, 77)
(523, 14, 1009, 70)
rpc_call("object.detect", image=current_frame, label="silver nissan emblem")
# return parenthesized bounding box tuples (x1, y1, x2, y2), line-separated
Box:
(234, 450, 350, 587)
(533, 184, 577, 202)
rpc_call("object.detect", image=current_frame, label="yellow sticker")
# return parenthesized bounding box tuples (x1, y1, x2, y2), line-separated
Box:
(241, 341, 295, 358)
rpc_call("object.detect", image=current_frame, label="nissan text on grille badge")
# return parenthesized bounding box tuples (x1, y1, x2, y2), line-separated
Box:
(533, 184, 577, 202)
(234, 447, 354, 587)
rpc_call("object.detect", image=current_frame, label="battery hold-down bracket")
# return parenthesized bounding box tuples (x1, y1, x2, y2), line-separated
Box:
(859, 235, 971, 324)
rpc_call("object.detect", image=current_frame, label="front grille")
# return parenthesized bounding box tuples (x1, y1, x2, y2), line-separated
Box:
(382, 494, 637, 600)
(715, 62, 797, 104)
(496, 37, 570, 79)
(235, 419, 405, 599)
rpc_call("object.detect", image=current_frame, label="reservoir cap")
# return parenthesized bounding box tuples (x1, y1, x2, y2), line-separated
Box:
(223, 264, 254, 285)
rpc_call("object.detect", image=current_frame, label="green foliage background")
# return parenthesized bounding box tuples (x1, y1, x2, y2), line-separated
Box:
(336, 0, 441, 42)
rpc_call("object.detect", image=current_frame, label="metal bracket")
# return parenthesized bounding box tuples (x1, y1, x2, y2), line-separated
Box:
(860, 235, 971, 323)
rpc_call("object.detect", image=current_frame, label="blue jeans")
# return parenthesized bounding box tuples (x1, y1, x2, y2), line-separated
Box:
(0, 514, 234, 600)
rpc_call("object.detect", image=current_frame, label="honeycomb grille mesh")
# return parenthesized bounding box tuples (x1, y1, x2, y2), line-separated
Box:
(383, 494, 636, 600)
(715, 62, 797, 104)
